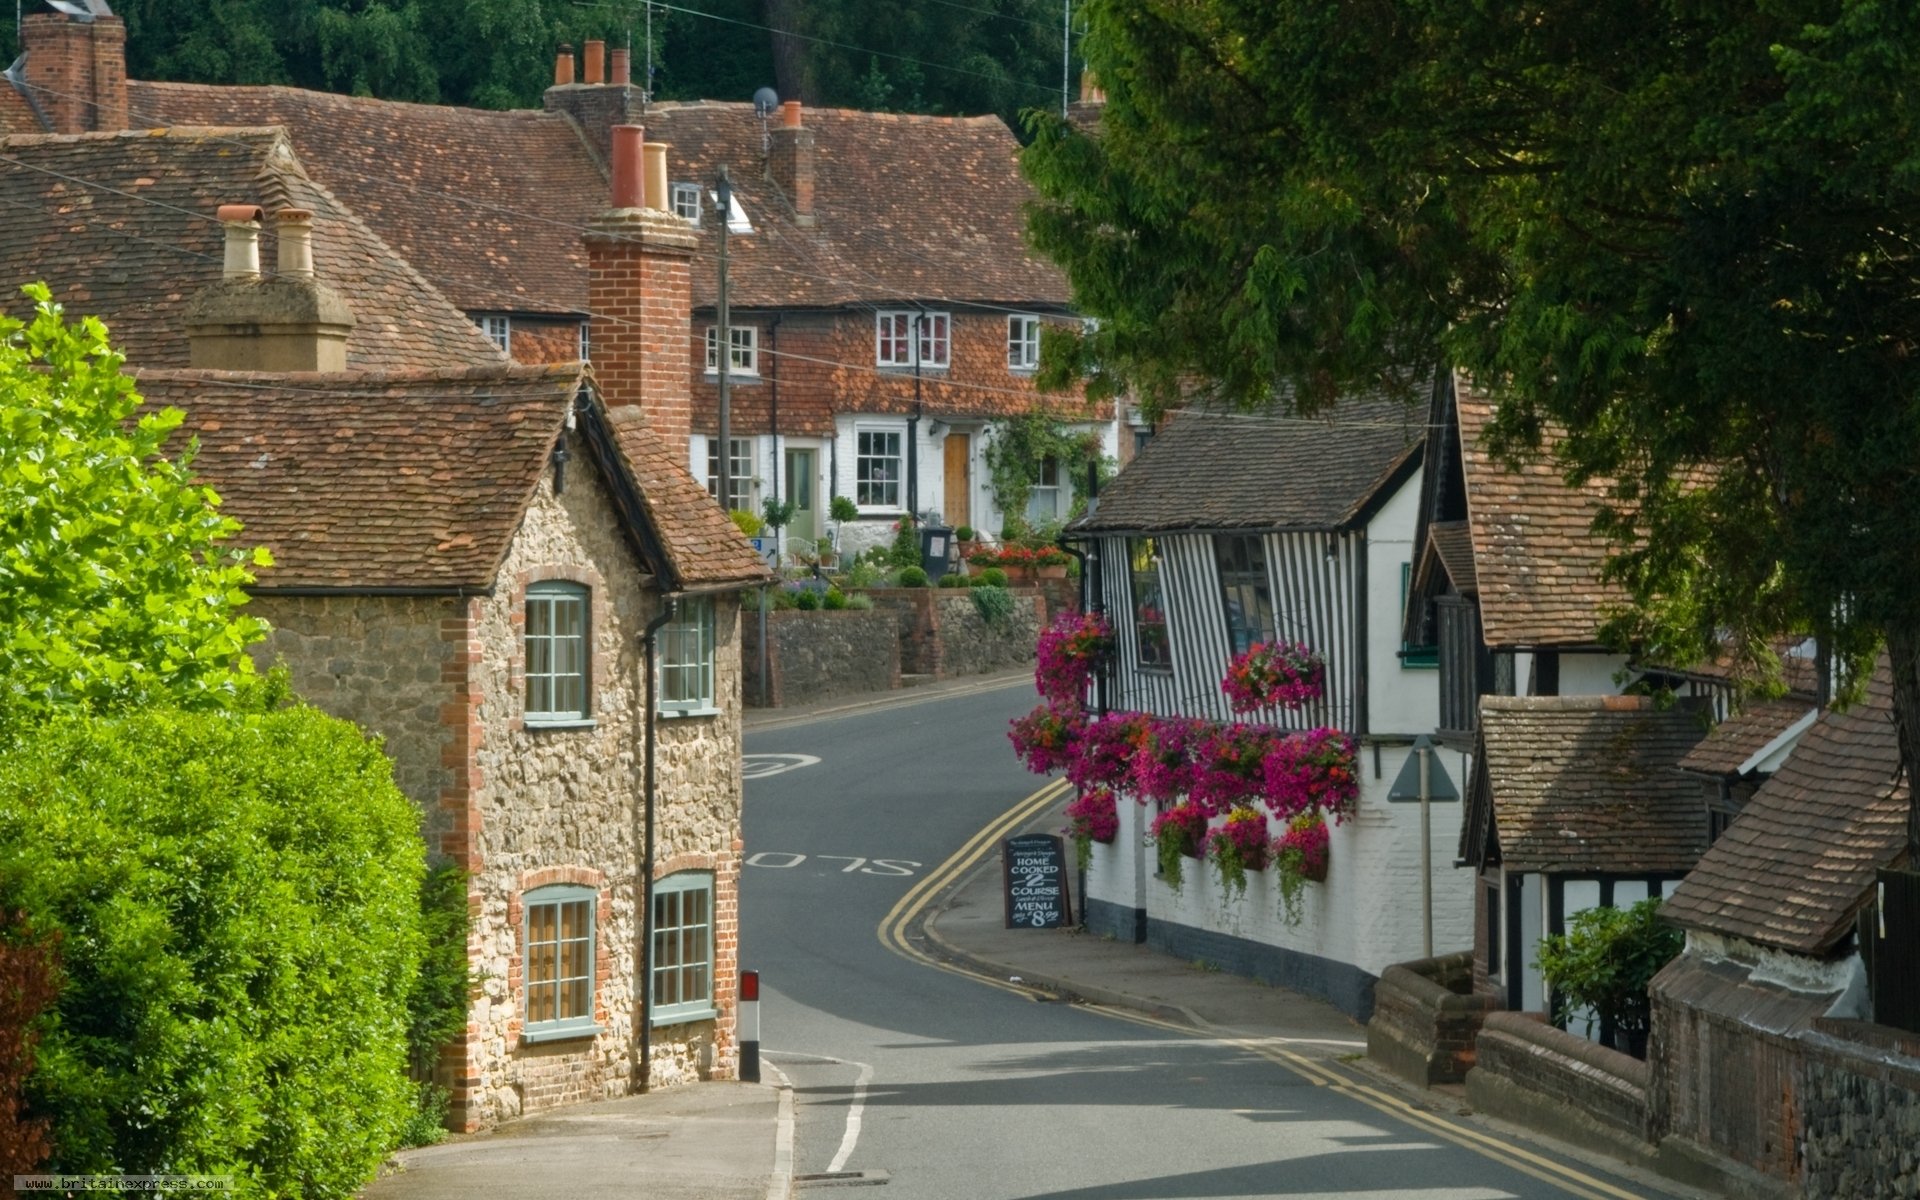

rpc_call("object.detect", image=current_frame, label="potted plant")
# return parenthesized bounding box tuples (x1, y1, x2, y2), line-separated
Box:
(1149, 800, 1207, 892)
(954, 524, 979, 561)
(1205, 806, 1271, 901)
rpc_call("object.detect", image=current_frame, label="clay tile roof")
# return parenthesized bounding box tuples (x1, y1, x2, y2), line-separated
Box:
(1457, 380, 1625, 647)
(0, 127, 505, 371)
(643, 102, 1069, 309)
(1662, 662, 1909, 956)
(136, 363, 580, 591)
(1472, 695, 1710, 875)
(602, 405, 771, 590)
(1430, 520, 1476, 594)
(127, 82, 603, 317)
(1072, 397, 1424, 534)
(1675, 698, 1819, 777)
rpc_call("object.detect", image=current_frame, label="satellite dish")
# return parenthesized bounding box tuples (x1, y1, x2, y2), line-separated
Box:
(752, 87, 779, 118)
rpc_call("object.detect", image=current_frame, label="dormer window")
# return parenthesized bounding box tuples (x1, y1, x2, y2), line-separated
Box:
(671, 183, 702, 224)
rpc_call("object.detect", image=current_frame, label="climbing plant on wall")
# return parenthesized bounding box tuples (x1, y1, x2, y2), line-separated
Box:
(983, 413, 1112, 534)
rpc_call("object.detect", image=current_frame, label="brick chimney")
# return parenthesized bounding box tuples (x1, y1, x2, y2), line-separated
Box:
(543, 40, 640, 167)
(185, 206, 357, 372)
(18, 8, 129, 134)
(584, 126, 696, 446)
(767, 100, 815, 226)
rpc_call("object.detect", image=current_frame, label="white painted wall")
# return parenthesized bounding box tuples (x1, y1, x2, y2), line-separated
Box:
(1556, 652, 1632, 696)
(1363, 468, 1438, 736)
(1087, 792, 1150, 919)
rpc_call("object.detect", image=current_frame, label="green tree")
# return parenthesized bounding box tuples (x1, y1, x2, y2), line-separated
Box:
(1537, 899, 1683, 1058)
(1023, 2, 1920, 855)
(0, 284, 270, 731)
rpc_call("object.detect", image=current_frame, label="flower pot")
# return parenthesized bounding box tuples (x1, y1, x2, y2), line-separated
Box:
(1301, 857, 1328, 883)
(1037, 564, 1068, 580)
(1001, 565, 1034, 584)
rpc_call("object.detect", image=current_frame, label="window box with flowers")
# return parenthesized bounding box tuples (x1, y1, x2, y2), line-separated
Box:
(1150, 800, 1208, 892)
(1205, 807, 1272, 900)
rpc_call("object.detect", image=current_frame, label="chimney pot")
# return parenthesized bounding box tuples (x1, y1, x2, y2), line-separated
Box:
(275, 209, 316, 280)
(217, 204, 266, 280)
(583, 40, 605, 85)
(611, 48, 631, 87)
(611, 125, 645, 210)
(781, 99, 802, 128)
(554, 44, 575, 87)
(643, 142, 670, 212)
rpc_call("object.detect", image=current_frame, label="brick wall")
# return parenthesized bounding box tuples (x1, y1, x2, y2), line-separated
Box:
(863, 587, 1046, 678)
(20, 13, 129, 134)
(1367, 951, 1500, 1086)
(587, 208, 697, 448)
(1466, 1010, 1651, 1148)
(741, 607, 901, 707)
(1798, 1019, 1920, 1197)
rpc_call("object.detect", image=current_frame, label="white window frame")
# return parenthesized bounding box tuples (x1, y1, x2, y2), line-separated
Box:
(525, 580, 590, 724)
(480, 314, 511, 354)
(671, 182, 702, 224)
(1008, 314, 1040, 371)
(523, 883, 599, 1043)
(658, 597, 717, 717)
(875, 310, 950, 369)
(855, 426, 904, 510)
(1026, 455, 1060, 523)
(704, 325, 759, 376)
(705, 436, 754, 513)
(650, 872, 716, 1025)
(578, 321, 590, 362)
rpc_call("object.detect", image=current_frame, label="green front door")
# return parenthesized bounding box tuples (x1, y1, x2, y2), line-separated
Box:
(785, 449, 817, 543)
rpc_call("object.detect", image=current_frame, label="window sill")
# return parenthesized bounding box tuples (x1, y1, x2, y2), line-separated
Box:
(658, 706, 721, 720)
(522, 1022, 604, 1045)
(526, 718, 597, 732)
(1008, 365, 1039, 376)
(875, 364, 951, 375)
(702, 370, 762, 384)
(650, 1005, 718, 1028)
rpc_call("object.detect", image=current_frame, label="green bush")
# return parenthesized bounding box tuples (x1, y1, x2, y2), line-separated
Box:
(822, 588, 848, 610)
(937, 572, 968, 588)
(0, 707, 427, 1194)
(844, 593, 875, 611)
(842, 560, 883, 590)
(1535, 897, 1682, 1058)
(970, 584, 1015, 625)
(889, 519, 921, 570)
(898, 566, 930, 588)
(398, 864, 472, 1147)
(954, 525, 976, 542)
(729, 509, 764, 537)
(795, 588, 822, 611)
(980, 567, 1009, 588)
(829, 495, 859, 524)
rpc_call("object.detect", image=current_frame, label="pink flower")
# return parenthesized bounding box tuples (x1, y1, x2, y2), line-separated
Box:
(1222, 641, 1327, 714)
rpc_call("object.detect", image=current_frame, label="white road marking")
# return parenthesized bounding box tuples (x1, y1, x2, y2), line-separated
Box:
(763, 1050, 875, 1177)
(745, 853, 922, 876)
(744, 753, 821, 780)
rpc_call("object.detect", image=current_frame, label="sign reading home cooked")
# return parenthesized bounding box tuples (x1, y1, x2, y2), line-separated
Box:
(1002, 833, 1071, 929)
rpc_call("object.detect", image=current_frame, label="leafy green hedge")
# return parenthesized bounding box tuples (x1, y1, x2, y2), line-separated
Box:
(0, 706, 427, 1196)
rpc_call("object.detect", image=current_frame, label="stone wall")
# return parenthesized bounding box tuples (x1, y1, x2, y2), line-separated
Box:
(741, 608, 900, 707)
(1466, 1011, 1650, 1157)
(1367, 952, 1500, 1086)
(1797, 1020, 1920, 1198)
(865, 587, 1046, 678)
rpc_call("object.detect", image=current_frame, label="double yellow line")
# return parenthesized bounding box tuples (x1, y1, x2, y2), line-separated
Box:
(881, 779, 1655, 1200)
(876, 776, 1070, 998)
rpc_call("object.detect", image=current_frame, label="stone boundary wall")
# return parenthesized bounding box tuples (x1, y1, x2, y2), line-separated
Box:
(1367, 952, 1500, 1086)
(1466, 1011, 1650, 1155)
(742, 608, 901, 708)
(864, 587, 1048, 679)
(1798, 1019, 1920, 1198)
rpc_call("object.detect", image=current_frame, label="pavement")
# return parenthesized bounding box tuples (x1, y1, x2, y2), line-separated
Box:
(361, 670, 1672, 1200)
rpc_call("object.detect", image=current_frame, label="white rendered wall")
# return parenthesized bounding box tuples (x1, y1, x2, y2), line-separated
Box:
(1364, 469, 1438, 736)
(1557, 652, 1632, 696)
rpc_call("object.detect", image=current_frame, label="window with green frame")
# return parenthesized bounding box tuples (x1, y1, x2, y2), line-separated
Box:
(1401, 562, 1438, 668)
(523, 883, 599, 1042)
(526, 581, 590, 722)
(650, 872, 716, 1025)
(659, 598, 717, 715)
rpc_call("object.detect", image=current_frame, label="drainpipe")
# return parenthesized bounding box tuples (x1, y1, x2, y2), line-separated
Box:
(768, 314, 783, 517)
(637, 596, 678, 1093)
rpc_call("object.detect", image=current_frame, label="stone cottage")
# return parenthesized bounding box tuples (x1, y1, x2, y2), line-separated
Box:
(0, 119, 769, 1128)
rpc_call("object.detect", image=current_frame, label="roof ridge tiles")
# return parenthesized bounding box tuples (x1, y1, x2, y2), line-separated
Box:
(1480, 694, 1655, 713)
(137, 79, 579, 123)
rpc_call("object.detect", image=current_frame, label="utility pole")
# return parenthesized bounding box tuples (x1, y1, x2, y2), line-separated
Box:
(716, 165, 733, 518)
(1062, 0, 1071, 118)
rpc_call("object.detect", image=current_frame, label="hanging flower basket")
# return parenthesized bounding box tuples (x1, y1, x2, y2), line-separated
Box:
(1260, 727, 1360, 822)
(1273, 811, 1329, 926)
(1132, 717, 1203, 802)
(1150, 800, 1208, 891)
(1204, 806, 1272, 901)
(1064, 787, 1120, 872)
(1008, 705, 1082, 775)
(1188, 722, 1274, 816)
(1222, 641, 1327, 713)
(1035, 610, 1113, 710)
(1069, 711, 1149, 792)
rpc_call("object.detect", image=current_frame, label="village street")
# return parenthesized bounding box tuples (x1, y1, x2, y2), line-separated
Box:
(740, 680, 1694, 1200)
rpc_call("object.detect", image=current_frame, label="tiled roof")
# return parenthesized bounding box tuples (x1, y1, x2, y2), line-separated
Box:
(645, 101, 1069, 309)
(1430, 520, 1476, 594)
(1457, 380, 1625, 648)
(0, 127, 505, 371)
(603, 405, 771, 590)
(128, 82, 603, 317)
(1675, 698, 1818, 777)
(1471, 695, 1709, 875)
(137, 363, 580, 591)
(1662, 664, 1909, 956)
(126, 86, 1070, 314)
(1071, 398, 1423, 534)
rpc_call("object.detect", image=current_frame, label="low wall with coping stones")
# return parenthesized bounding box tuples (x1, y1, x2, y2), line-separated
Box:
(1466, 1010, 1650, 1153)
(855, 588, 1048, 680)
(1367, 952, 1501, 1086)
(1798, 1019, 1920, 1198)
(741, 608, 901, 707)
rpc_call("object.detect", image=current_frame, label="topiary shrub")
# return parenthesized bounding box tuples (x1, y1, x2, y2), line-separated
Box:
(0, 707, 428, 1194)
(898, 566, 930, 588)
(980, 567, 1009, 588)
(937, 572, 968, 588)
(954, 525, 976, 541)
(795, 588, 822, 610)
(822, 588, 848, 610)
(889, 517, 921, 570)
(829, 495, 859, 524)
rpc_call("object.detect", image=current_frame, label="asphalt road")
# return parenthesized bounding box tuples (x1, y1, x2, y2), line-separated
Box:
(742, 681, 1689, 1199)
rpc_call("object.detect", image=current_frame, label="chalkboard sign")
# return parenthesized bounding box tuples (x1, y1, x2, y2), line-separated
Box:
(1002, 833, 1071, 929)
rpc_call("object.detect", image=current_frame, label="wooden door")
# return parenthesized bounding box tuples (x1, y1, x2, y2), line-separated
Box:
(784, 449, 816, 542)
(943, 432, 971, 529)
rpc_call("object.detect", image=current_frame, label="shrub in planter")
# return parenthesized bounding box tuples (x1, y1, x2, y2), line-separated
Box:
(0, 707, 426, 1194)
(898, 565, 930, 588)
(1206, 807, 1273, 901)
(979, 567, 1009, 588)
(822, 588, 849, 610)
(1150, 800, 1208, 891)
(954, 525, 976, 542)
(1536, 898, 1681, 1058)
(1064, 788, 1119, 872)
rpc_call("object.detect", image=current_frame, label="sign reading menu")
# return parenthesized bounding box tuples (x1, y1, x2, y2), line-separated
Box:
(1002, 833, 1071, 930)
